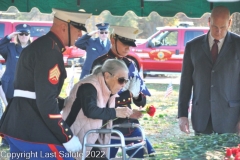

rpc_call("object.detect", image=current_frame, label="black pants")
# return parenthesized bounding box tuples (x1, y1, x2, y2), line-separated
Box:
(195, 115, 215, 135)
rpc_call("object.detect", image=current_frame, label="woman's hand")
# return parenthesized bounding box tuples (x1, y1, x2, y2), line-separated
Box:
(129, 106, 143, 119)
(115, 107, 132, 118)
(129, 109, 143, 119)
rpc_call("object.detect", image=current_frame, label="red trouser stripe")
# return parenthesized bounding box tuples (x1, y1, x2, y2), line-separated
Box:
(48, 144, 64, 160)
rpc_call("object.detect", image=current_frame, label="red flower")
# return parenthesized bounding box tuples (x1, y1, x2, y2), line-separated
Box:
(141, 105, 156, 117)
(226, 148, 232, 157)
(147, 105, 156, 117)
(232, 148, 238, 155)
(235, 153, 240, 160)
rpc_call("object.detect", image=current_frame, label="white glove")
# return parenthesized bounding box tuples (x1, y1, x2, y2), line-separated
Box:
(88, 30, 99, 36)
(121, 79, 130, 92)
(63, 135, 82, 153)
(128, 76, 141, 98)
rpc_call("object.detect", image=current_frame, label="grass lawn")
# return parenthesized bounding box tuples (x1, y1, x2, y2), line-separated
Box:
(0, 78, 239, 159)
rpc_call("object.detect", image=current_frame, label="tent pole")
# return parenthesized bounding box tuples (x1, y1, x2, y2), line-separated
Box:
(77, 0, 80, 6)
(27, 0, 29, 12)
(210, 2, 213, 11)
(141, 0, 144, 17)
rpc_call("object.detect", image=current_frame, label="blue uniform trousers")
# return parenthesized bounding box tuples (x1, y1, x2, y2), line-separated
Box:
(4, 136, 74, 160)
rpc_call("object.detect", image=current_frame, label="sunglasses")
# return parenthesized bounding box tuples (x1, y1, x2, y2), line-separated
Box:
(108, 72, 129, 85)
(19, 32, 29, 36)
(117, 77, 129, 85)
(100, 31, 108, 34)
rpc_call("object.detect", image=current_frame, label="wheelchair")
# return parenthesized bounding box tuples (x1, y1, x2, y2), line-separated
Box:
(81, 123, 147, 160)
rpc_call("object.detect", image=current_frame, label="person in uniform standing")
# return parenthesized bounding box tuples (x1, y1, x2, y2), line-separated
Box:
(75, 22, 111, 79)
(91, 26, 155, 158)
(0, 9, 91, 159)
(0, 24, 31, 102)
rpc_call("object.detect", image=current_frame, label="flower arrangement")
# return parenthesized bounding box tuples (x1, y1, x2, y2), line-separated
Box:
(141, 105, 156, 117)
(225, 145, 240, 160)
(152, 133, 240, 159)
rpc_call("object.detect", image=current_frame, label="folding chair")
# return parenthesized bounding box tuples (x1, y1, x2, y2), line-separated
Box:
(81, 123, 146, 160)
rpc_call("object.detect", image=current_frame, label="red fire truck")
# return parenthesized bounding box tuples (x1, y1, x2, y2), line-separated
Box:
(131, 25, 209, 77)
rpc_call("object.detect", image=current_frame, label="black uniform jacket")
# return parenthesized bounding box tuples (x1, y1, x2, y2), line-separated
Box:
(91, 50, 146, 135)
(0, 32, 73, 145)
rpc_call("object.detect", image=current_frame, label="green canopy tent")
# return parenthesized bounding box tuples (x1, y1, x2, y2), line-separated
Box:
(0, 0, 239, 17)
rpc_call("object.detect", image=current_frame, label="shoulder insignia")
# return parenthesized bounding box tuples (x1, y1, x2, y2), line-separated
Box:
(49, 64, 60, 85)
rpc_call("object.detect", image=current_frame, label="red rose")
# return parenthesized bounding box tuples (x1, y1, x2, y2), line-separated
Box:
(147, 105, 156, 117)
(226, 148, 232, 157)
(235, 153, 240, 160)
(232, 148, 238, 155)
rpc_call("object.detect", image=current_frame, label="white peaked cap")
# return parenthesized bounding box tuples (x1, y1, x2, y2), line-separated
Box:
(52, 8, 92, 32)
(111, 26, 142, 47)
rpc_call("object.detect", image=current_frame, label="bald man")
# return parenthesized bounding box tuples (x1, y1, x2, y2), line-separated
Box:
(178, 6, 240, 135)
(0, 9, 91, 159)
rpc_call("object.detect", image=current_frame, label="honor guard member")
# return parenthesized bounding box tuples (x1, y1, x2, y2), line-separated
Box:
(0, 9, 91, 159)
(0, 24, 31, 148)
(91, 26, 155, 158)
(75, 22, 111, 79)
(0, 24, 31, 102)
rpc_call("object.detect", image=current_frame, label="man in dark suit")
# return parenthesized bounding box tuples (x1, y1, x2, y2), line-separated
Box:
(75, 22, 111, 79)
(178, 6, 240, 135)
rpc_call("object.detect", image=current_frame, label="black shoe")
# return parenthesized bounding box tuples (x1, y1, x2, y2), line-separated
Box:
(148, 153, 157, 160)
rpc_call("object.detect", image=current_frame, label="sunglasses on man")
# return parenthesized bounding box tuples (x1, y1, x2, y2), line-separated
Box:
(100, 31, 108, 34)
(19, 32, 30, 36)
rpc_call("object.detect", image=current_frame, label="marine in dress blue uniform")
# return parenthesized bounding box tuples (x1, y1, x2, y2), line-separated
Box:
(0, 9, 91, 159)
(75, 23, 111, 79)
(0, 24, 31, 101)
(91, 26, 155, 158)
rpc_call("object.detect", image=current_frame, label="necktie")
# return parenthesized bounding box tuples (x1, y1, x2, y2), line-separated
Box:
(211, 39, 219, 64)
(101, 41, 104, 47)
